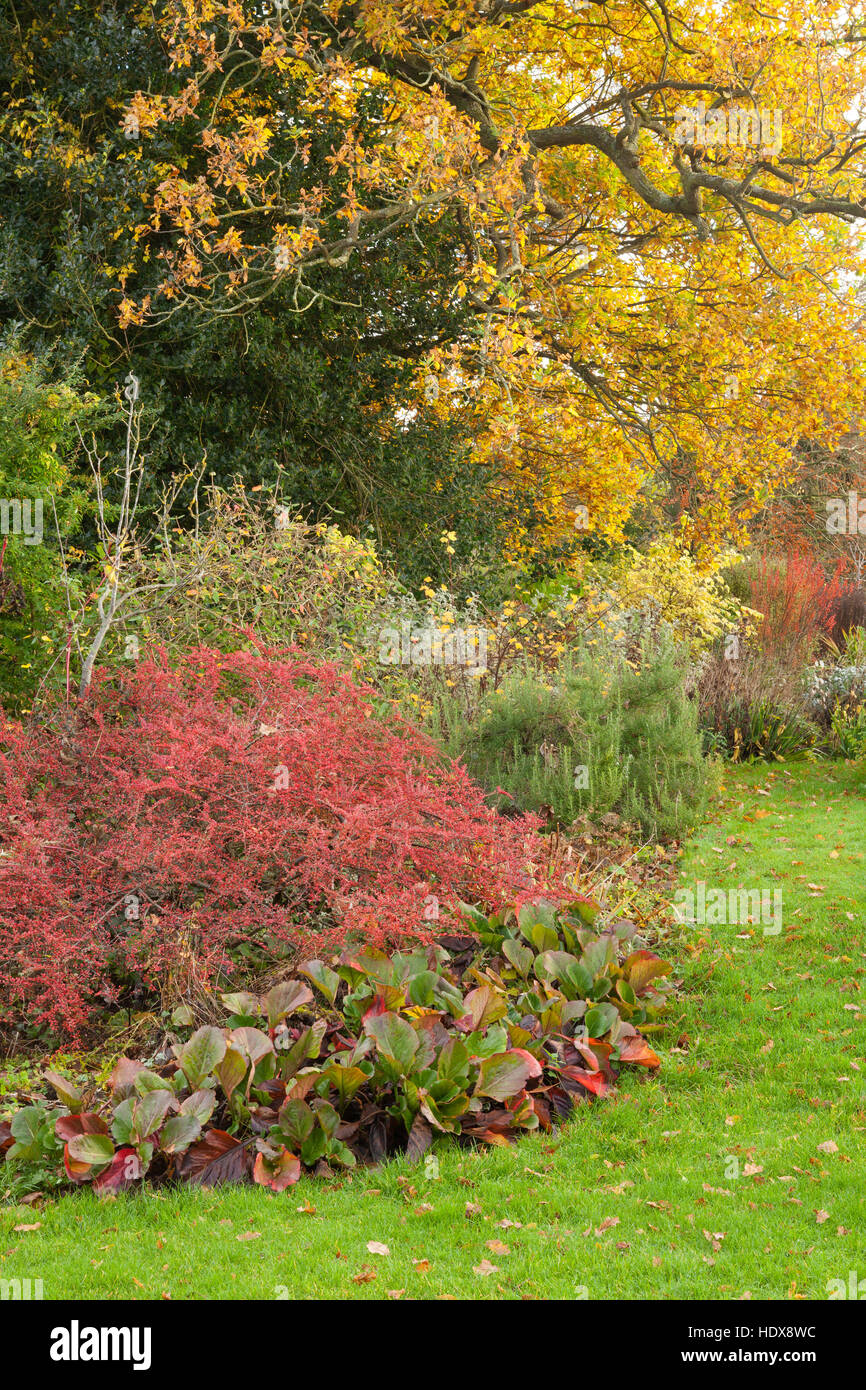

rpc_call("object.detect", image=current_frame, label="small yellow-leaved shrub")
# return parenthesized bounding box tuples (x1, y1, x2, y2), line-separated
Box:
(612, 539, 760, 656)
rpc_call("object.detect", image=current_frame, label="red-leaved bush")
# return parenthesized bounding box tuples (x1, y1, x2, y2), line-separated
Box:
(748, 550, 847, 663)
(0, 649, 550, 1038)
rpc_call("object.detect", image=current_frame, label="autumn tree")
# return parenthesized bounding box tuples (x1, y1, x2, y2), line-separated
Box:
(4, 1, 866, 566)
(0, 0, 513, 589)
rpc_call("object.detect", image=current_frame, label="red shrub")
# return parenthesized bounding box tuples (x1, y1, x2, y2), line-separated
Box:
(748, 550, 847, 662)
(0, 649, 550, 1038)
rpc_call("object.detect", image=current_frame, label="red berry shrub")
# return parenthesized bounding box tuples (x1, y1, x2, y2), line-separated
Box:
(0, 649, 547, 1038)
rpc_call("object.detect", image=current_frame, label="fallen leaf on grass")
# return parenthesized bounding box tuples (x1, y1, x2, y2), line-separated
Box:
(595, 1216, 620, 1236)
(486, 1239, 510, 1256)
(815, 1210, 830, 1225)
(473, 1259, 499, 1276)
(366, 1241, 390, 1257)
(352, 1266, 376, 1284)
(236, 1231, 261, 1241)
(817, 1141, 839, 1154)
(12, 1222, 41, 1232)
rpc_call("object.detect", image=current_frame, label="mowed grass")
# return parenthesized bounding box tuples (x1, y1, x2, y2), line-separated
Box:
(2, 760, 864, 1301)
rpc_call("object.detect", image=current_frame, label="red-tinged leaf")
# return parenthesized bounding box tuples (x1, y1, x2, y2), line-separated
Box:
(92, 1147, 143, 1192)
(476, 1050, 533, 1102)
(177, 1129, 251, 1186)
(559, 1065, 611, 1097)
(228, 1026, 274, 1067)
(55, 1113, 109, 1142)
(528, 1093, 552, 1131)
(617, 1034, 661, 1067)
(264, 980, 314, 1028)
(63, 1148, 93, 1183)
(253, 1149, 301, 1191)
(405, 1112, 433, 1162)
(360, 994, 389, 1024)
(463, 984, 508, 1030)
(284, 1071, 321, 1102)
(63, 1133, 115, 1182)
(0, 1121, 13, 1156)
(624, 950, 672, 994)
(255, 1078, 287, 1109)
(108, 1056, 145, 1099)
(572, 1040, 601, 1073)
(42, 1070, 83, 1112)
(508, 1047, 543, 1079)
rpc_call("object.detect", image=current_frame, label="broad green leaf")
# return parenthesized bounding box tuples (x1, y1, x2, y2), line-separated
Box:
(133, 1069, 173, 1097)
(9, 1107, 47, 1161)
(278, 1098, 316, 1148)
(436, 1036, 469, 1085)
(407, 970, 439, 1007)
(180, 1089, 217, 1125)
(298, 960, 341, 1005)
(502, 938, 534, 976)
(66, 1132, 114, 1168)
(585, 1002, 619, 1037)
(323, 1062, 367, 1108)
(364, 1011, 419, 1074)
(159, 1115, 201, 1154)
(220, 991, 263, 1019)
(179, 1027, 227, 1090)
(216, 1046, 247, 1102)
(132, 1089, 174, 1140)
(475, 1051, 533, 1102)
(110, 1099, 135, 1146)
(580, 935, 616, 980)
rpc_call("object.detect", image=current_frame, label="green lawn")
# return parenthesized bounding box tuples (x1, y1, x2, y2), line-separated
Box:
(2, 760, 864, 1300)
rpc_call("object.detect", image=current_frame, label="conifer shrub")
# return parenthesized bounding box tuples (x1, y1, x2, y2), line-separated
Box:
(432, 635, 714, 837)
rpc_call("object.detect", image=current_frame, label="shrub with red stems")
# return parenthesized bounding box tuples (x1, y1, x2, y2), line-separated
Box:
(748, 550, 848, 663)
(0, 649, 550, 1039)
